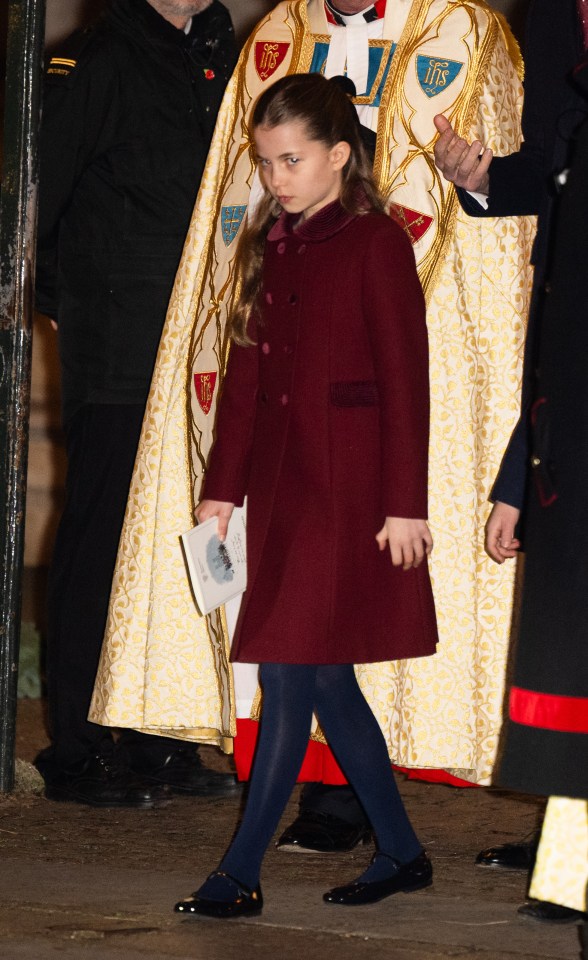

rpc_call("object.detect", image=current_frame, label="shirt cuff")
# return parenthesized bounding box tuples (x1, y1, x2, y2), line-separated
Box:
(466, 190, 489, 209)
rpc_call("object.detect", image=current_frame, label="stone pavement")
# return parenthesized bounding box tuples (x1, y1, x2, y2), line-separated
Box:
(0, 700, 584, 960)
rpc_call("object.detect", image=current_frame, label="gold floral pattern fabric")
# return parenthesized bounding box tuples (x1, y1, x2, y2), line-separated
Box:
(530, 797, 588, 912)
(90, 0, 535, 784)
(357, 208, 534, 782)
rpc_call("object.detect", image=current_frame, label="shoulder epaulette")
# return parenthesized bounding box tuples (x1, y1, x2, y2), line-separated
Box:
(46, 54, 78, 78)
(45, 22, 103, 84)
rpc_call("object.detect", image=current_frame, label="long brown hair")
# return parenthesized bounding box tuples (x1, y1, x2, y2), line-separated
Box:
(230, 73, 384, 345)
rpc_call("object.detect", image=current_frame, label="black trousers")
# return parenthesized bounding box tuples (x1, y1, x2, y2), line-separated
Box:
(300, 783, 368, 826)
(42, 403, 181, 771)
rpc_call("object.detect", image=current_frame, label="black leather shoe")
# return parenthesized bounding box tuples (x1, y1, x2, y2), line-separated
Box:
(130, 746, 242, 797)
(323, 851, 432, 905)
(475, 839, 538, 870)
(518, 900, 587, 923)
(174, 871, 263, 919)
(277, 810, 371, 853)
(42, 753, 164, 808)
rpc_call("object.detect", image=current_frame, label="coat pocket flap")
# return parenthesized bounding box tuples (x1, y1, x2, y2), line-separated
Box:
(330, 380, 379, 407)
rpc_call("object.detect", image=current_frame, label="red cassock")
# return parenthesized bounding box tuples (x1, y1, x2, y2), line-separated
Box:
(203, 200, 438, 665)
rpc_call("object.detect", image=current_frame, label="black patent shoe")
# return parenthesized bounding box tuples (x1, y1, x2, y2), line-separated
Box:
(323, 851, 432, 905)
(129, 745, 242, 798)
(277, 810, 372, 853)
(475, 838, 538, 870)
(174, 871, 263, 919)
(42, 753, 164, 808)
(518, 900, 587, 923)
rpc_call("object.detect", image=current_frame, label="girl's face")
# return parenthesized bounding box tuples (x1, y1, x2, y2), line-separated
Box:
(254, 120, 350, 220)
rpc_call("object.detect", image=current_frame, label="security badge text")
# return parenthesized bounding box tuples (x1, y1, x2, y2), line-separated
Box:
(47, 57, 77, 76)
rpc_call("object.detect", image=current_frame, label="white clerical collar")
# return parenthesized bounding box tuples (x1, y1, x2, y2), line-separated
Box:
(184, 18, 193, 35)
(324, 2, 385, 97)
(324, 1, 384, 26)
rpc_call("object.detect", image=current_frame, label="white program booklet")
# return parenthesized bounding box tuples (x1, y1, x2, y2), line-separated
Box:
(181, 506, 247, 615)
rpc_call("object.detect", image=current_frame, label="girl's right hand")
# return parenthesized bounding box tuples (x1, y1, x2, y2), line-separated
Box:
(195, 499, 235, 542)
(376, 517, 433, 570)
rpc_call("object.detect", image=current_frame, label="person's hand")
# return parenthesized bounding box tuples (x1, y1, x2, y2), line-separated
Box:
(376, 517, 433, 570)
(195, 499, 235, 542)
(485, 501, 521, 563)
(433, 114, 492, 194)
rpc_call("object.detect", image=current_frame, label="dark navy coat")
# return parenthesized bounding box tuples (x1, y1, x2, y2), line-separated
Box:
(460, 0, 586, 511)
(499, 94, 588, 800)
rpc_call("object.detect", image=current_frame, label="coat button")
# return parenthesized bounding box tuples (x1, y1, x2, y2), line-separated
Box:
(284, 344, 293, 355)
(265, 291, 273, 304)
(260, 391, 268, 404)
(531, 456, 541, 467)
(277, 242, 286, 254)
(262, 342, 270, 355)
(298, 244, 307, 254)
(281, 394, 289, 405)
(289, 293, 298, 304)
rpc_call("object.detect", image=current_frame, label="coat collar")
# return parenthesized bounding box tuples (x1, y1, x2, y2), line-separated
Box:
(267, 200, 358, 244)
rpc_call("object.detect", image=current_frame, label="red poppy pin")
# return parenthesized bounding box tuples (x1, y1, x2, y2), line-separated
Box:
(204, 68, 215, 80)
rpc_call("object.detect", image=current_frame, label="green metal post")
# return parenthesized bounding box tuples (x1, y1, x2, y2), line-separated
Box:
(0, 0, 46, 792)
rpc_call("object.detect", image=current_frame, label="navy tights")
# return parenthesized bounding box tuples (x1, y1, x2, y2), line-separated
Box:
(198, 663, 422, 899)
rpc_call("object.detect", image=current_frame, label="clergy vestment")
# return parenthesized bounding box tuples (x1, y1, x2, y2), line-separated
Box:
(90, 0, 535, 784)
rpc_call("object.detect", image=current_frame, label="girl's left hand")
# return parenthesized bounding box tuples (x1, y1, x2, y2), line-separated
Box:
(376, 517, 433, 570)
(195, 499, 235, 542)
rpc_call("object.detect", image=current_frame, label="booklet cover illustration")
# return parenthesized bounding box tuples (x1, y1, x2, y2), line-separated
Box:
(181, 506, 247, 615)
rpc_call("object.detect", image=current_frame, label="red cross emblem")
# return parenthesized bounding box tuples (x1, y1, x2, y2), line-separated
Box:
(389, 204, 434, 245)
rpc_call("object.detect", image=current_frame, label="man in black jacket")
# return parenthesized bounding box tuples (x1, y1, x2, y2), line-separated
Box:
(434, 0, 587, 922)
(35, 0, 239, 807)
(497, 83, 588, 941)
(434, 0, 586, 532)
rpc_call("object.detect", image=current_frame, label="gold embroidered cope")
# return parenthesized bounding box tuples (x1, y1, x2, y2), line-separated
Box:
(90, 0, 535, 784)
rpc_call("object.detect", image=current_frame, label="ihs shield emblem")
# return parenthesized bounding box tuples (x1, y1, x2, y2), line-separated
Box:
(194, 372, 218, 415)
(416, 55, 463, 97)
(254, 41, 290, 81)
(221, 204, 247, 247)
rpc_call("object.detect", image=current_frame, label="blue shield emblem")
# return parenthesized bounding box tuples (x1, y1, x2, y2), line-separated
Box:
(221, 204, 247, 246)
(416, 55, 463, 98)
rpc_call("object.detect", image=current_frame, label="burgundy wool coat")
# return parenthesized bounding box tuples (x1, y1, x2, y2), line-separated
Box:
(203, 200, 439, 665)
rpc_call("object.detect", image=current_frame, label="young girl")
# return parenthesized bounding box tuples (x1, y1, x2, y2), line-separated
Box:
(175, 72, 438, 918)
